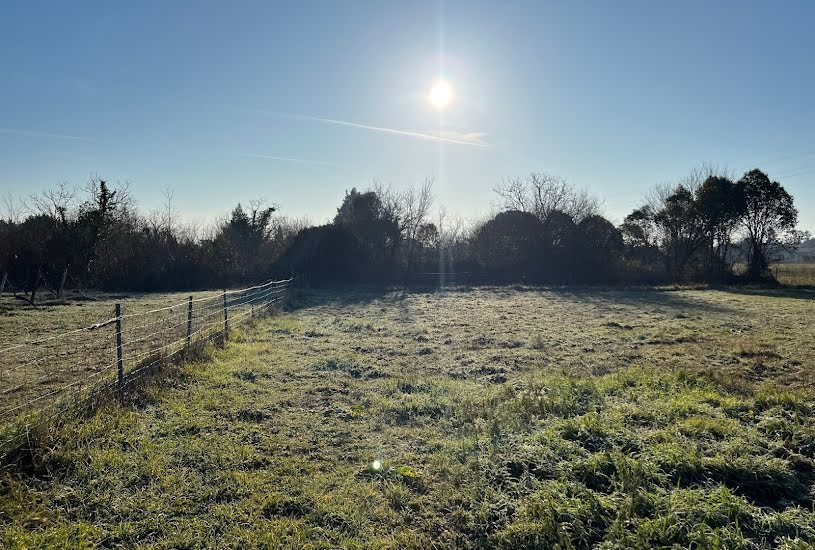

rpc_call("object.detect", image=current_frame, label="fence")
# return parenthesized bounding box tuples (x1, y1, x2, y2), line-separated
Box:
(0, 278, 292, 459)
(0, 268, 90, 305)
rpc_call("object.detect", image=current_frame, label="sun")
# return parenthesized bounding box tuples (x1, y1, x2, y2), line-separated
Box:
(428, 80, 453, 110)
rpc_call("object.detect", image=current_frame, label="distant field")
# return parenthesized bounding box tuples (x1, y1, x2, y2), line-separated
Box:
(774, 263, 815, 286)
(2, 286, 815, 548)
(730, 262, 815, 286)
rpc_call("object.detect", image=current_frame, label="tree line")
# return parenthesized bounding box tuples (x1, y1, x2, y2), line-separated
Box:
(0, 165, 809, 293)
(0, 178, 305, 292)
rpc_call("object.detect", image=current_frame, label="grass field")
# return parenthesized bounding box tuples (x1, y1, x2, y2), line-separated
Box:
(2, 286, 815, 548)
(0, 290, 219, 339)
(774, 264, 815, 286)
(1, 291, 207, 430)
(729, 263, 815, 286)
(0, 287, 279, 432)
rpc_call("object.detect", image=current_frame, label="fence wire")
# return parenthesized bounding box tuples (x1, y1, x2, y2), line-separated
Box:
(0, 278, 292, 459)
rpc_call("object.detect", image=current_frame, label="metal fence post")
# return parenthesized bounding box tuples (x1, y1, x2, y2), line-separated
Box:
(115, 303, 124, 402)
(223, 290, 228, 341)
(187, 295, 193, 348)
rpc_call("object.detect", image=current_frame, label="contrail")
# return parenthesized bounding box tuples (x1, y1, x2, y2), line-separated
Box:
(0, 128, 95, 142)
(240, 153, 338, 167)
(290, 114, 488, 147)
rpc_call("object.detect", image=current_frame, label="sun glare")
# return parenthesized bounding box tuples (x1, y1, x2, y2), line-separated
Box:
(428, 80, 453, 110)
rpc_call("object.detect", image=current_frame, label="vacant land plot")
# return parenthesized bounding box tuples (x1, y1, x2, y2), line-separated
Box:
(2, 286, 815, 548)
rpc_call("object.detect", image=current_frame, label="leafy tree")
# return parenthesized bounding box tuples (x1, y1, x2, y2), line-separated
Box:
(736, 169, 799, 280)
(695, 176, 745, 278)
(580, 215, 624, 252)
(411, 222, 440, 269)
(541, 210, 579, 282)
(73, 179, 132, 286)
(653, 186, 708, 280)
(275, 224, 364, 283)
(623, 185, 707, 281)
(620, 206, 658, 250)
(334, 188, 401, 269)
(577, 215, 625, 282)
(212, 202, 277, 283)
(474, 210, 544, 281)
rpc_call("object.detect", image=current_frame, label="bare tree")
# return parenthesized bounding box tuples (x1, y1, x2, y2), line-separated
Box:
(401, 177, 435, 273)
(2, 192, 23, 224)
(162, 185, 176, 237)
(677, 162, 734, 195)
(493, 176, 530, 212)
(436, 206, 464, 272)
(116, 180, 137, 217)
(145, 185, 177, 238)
(28, 182, 76, 224)
(493, 172, 601, 223)
(371, 180, 402, 224)
(176, 218, 201, 244)
(267, 214, 311, 253)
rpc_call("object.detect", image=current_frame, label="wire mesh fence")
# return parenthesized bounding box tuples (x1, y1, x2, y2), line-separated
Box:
(0, 278, 292, 459)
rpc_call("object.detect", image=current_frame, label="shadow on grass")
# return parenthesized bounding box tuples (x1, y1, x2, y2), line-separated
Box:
(290, 282, 813, 319)
(714, 285, 815, 301)
(558, 288, 740, 315)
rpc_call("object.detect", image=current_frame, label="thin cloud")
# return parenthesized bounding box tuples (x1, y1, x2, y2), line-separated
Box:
(293, 115, 488, 147)
(435, 130, 489, 145)
(0, 128, 95, 142)
(240, 153, 338, 167)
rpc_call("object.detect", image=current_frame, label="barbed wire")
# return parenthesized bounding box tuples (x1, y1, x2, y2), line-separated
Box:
(0, 278, 292, 460)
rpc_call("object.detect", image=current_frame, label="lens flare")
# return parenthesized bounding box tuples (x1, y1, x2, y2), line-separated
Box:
(428, 80, 453, 110)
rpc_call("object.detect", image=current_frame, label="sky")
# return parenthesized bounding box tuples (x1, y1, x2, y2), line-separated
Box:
(1, 1, 814, 230)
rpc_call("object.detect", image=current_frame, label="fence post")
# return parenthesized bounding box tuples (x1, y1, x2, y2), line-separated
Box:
(58, 268, 68, 298)
(0, 272, 6, 297)
(187, 295, 193, 348)
(115, 303, 124, 403)
(30, 266, 41, 305)
(223, 290, 228, 342)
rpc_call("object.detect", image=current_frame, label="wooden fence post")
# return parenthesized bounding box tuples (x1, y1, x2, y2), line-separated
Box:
(223, 290, 228, 342)
(58, 268, 68, 298)
(0, 272, 6, 298)
(115, 303, 124, 402)
(30, 266, 41, 305)
(186, 295, 193, 348)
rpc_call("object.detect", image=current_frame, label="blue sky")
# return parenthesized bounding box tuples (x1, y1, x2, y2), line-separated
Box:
(1, 1, 814, 229)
